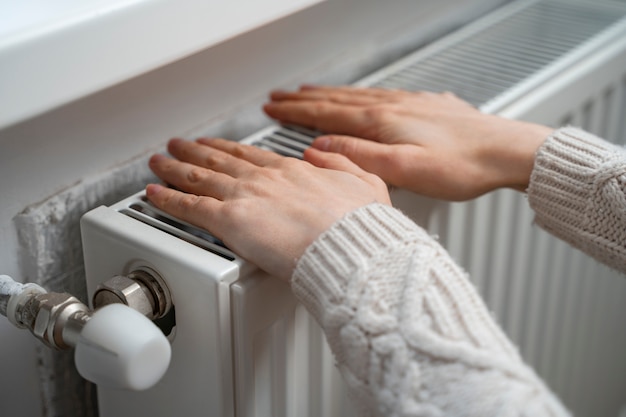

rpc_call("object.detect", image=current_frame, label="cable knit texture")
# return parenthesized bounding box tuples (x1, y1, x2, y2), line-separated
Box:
(292, 203, 570, 416)
(291, 126, 625, 416)
(528, 126, 626, 273)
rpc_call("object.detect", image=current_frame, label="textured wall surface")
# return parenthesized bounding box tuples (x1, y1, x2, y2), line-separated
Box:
(14, 155, 156, 417)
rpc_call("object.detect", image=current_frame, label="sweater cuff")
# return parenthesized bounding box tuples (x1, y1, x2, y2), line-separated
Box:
(290, 203, 429, 326)
(528, 126, 626, 269)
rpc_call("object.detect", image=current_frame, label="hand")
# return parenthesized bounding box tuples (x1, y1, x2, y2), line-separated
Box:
(264, 85, 553, 200)
(146, 138, 390, 281)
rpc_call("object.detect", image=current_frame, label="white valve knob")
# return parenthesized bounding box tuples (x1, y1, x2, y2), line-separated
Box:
(74, 303, 171, 390)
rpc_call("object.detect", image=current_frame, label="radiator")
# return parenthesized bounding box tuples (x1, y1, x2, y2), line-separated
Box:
(80, 1, 626, 416)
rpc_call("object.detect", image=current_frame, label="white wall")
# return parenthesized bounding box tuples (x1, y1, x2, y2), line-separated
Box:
(0, 1, 506, 415)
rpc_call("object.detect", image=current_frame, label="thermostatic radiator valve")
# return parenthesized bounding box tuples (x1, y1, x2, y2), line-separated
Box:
(0, 272, 172, 391)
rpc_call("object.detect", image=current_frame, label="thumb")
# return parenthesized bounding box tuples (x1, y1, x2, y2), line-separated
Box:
(310, 135, 394, 178)
(303, 147, 370, 178)
(303, 148, 391, 204)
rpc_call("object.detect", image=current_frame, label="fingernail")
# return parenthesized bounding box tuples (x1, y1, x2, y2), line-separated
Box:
(196, 137, 216, 144)
(149, 154, 166, 164)
(269, 90, 286, 99)
(312, 136, 331, 151)
(146, 184, 163, 197)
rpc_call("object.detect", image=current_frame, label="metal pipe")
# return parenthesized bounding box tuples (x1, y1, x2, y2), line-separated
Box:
(0, 275, 26, 317)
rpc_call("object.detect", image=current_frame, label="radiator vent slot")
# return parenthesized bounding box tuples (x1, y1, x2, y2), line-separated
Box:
(121, 198, 235, 261)
(252, 125, 321, 158)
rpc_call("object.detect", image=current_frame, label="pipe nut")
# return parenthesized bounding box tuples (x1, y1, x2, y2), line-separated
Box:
(93, 275, 155, 319)
(31, 293, 89, 349)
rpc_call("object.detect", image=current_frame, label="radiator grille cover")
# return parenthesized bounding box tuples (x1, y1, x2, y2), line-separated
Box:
(246, 0, 626, 154)
(366, 0, 626, 108)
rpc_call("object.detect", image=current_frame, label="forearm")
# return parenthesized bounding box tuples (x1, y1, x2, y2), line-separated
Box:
(528, 127, 626, 274)
(292, 203, 570, 416)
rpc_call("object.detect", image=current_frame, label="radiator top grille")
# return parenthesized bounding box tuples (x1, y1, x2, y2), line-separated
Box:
(121, 197, 235, 261)
(247, 0, 626, 156)
(369, 0, 626, 107)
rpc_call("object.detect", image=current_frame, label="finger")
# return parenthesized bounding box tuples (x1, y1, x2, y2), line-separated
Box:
(269, 88, 388, 106)
(169, 138, 275, 175)
(298, 85, 410, 99)
(309, 135, 404, 181)
(303, 147, 372, 179)
(263, 100, 368, 135)
(271, 85, 410, 103)
(196, 137, 283, 167)
(167, 138, 257, 178)
(303, 148, 392, 204)
(149, 154, 235, 199)
(145, 184, 222, 237)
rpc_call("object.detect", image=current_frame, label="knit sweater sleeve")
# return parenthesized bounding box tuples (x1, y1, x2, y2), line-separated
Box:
(291, 203, 570, 416)
(528, 126, 626, 273)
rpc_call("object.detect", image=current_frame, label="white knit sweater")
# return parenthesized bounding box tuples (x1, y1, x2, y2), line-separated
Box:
(291, 127, 626, 416)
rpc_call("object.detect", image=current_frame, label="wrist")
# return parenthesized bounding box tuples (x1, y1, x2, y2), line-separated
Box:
(485, 117, 553, 192)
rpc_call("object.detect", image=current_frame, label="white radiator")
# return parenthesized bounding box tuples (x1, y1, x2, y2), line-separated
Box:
(81, 1, 626, 416)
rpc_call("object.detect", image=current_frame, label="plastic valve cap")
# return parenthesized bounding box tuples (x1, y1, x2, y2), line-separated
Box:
(74, 303, 171, 390)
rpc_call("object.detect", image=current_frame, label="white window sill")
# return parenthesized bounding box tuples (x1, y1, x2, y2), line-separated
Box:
(0, 0, 323, 129)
